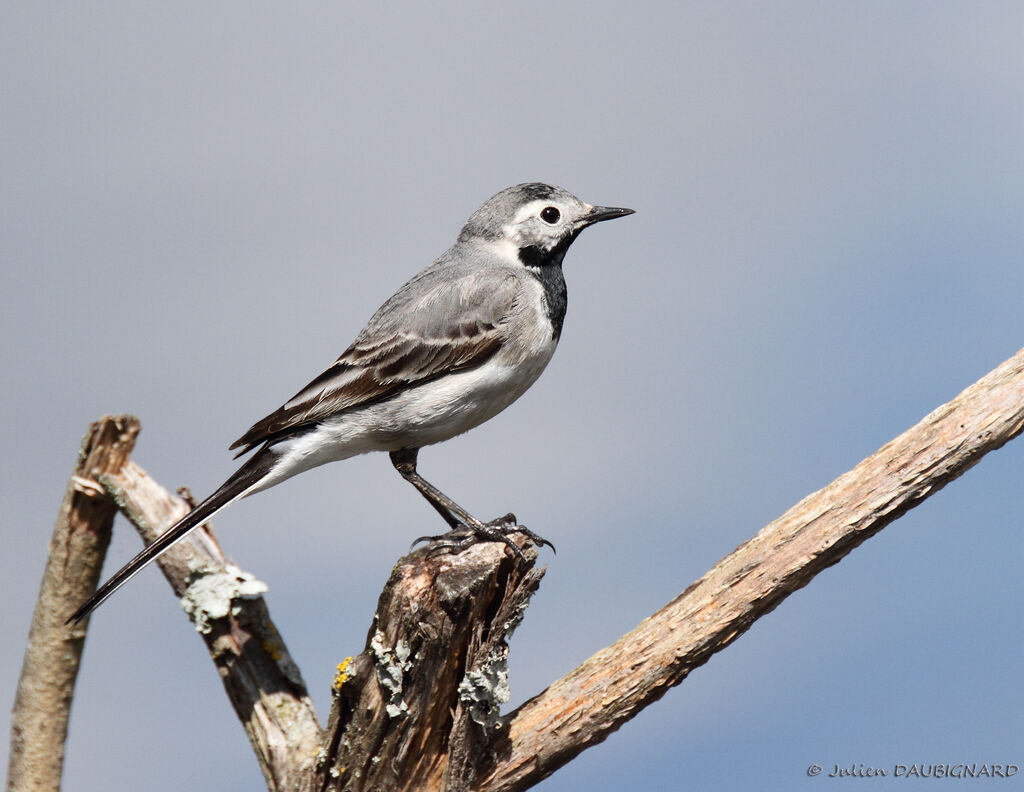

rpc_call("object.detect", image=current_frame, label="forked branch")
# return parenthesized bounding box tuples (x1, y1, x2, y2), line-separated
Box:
(11, 346, 1024, 792)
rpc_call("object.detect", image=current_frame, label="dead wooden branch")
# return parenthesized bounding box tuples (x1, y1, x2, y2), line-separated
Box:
(8, 416, 140, 792)
(98, 461, 322, 792)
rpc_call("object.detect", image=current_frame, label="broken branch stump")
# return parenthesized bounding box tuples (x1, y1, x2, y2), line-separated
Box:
(316, 538, 545, 792)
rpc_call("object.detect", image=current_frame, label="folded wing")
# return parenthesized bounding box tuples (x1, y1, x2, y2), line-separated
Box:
(230, 264, 520, 455)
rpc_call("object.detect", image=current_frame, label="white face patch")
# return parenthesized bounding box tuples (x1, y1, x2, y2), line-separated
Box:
(501, 198, 575, 252)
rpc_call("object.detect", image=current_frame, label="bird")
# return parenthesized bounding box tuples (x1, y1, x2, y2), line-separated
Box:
(68, 183, 634, 623)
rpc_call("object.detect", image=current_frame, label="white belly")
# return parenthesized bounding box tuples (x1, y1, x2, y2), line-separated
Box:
(250, 337, 557, 494)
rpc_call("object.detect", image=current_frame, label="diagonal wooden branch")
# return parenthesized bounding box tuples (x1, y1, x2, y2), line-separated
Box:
(98, 461, 323, 792)
(8, 415, 140, 792)
(474, 347, 1024, 791)
(17, 346, 1021, 792)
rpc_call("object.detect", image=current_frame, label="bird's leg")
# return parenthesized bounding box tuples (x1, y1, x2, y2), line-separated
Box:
(389, 448, 486, 529)
(388, 449, 554, 557)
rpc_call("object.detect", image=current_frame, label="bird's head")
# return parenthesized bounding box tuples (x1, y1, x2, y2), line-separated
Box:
(459, 183, 634, 267)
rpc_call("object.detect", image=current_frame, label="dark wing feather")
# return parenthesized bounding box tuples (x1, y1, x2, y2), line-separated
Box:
(230, 264, 519, 455)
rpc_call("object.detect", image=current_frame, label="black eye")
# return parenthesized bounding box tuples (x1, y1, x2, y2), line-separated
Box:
(540, 206, 560, 224)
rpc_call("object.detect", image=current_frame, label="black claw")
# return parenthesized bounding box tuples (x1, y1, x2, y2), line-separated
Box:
(514, 526, 556, 554)
(483, 516, 555, 553)
(411, 533, 439, 549)
(410, 529, 473, 551)
(473, 525, 527, 561)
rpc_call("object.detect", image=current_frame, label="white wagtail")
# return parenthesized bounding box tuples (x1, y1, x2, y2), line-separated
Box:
(69, 183, 633, 623)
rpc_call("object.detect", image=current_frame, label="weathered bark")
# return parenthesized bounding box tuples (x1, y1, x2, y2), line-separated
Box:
(8, 416, 140, 792)
(98, 462, 322, 792)
(313, 538, 544, 792)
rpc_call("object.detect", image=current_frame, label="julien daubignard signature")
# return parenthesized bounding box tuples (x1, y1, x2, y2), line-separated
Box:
(808, 763, 1019, 779)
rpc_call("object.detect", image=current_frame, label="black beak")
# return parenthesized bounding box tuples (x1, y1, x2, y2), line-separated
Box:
(582, 205, 636, 226)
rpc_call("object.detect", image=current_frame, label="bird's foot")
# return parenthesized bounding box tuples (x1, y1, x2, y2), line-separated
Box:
(412, 513, 555, 560)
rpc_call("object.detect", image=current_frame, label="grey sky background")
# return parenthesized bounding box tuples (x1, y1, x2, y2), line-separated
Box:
(4, 3, 1023, 790)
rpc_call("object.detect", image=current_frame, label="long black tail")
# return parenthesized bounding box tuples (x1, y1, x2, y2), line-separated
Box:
(66, 449, 276, 624)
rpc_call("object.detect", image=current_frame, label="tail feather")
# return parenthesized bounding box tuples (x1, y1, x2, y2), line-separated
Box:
(67, 449, 276, 624)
